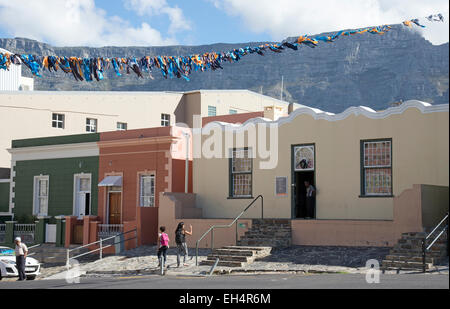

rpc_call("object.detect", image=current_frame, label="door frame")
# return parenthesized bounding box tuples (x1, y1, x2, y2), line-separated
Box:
(291, 143, 316, 219)
(73, 173, 92, 219)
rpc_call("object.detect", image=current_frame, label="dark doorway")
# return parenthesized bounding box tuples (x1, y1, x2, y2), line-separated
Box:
(294, 171, 315, 219)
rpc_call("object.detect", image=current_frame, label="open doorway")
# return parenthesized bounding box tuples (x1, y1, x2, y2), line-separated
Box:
(294, 172, 315, 219)
(292, 144, 316, 219)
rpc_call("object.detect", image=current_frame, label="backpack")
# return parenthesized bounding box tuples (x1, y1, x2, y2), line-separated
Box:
(160, 233, 169, 247)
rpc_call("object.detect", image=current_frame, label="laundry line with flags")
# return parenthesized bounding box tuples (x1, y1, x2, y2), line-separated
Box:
(0, 13, 445, 83)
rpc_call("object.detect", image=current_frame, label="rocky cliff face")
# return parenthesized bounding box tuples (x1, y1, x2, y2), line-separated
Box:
(1, 25, 448, 113)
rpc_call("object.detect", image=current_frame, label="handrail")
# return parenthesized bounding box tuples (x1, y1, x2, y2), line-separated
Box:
(67, 229, 138, 266)
(195, 195, 263, 266)
(422, 212, 449, 273)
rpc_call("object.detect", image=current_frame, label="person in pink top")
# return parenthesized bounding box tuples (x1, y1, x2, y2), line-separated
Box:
(157, 226, 170, 268)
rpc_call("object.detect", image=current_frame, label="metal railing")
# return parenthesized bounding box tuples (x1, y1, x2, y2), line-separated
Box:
(66, 229, 138, 266)
(195, 195, 263, 266)
(27, 243, 43, 257)
(98, 224, 124, 239)
(422, 212, 449, 273)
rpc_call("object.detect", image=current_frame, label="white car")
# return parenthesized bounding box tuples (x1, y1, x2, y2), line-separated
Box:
(0, 246, 40, 281)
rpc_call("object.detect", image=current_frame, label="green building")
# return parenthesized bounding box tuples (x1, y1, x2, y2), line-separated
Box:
(8, 134, 100, 220)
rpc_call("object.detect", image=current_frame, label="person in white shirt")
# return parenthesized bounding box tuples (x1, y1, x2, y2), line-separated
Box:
(14, 237, 28, 281)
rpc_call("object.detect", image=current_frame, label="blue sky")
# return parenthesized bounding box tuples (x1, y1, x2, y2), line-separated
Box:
(0, 0, 448, 47)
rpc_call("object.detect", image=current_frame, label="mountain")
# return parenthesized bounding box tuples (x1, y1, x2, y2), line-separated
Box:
(1, 25, 448, 113)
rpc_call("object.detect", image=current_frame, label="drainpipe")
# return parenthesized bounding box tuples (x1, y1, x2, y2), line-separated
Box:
(182, 132, 190, 194)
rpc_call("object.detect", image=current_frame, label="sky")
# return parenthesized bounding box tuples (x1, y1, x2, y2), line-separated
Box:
(0, 0, 448, 47)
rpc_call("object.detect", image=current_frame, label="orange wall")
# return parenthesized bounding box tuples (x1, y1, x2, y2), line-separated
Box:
(171, 159, 193, 193)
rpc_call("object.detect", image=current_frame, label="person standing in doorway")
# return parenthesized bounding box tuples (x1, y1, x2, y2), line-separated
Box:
(14, 237, 28, 281)
(175, 222, 192, 268)
(157, 227, 170, 268)
(304, 180, 316, 219)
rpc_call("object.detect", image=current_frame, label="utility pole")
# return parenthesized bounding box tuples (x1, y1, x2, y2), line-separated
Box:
(280, 76, 284, 101)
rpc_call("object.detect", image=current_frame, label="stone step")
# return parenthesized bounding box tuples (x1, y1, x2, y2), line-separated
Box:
(385, 255, 435, 263)
(381, 260, 432, 270)
(402, 232, 427, 238)
(200, 260, 244, 267)
(212, 249, 255, 257)
(222, 246, 272, 252)
(390, 249, 445, 257)
(207, 255, 250, 262)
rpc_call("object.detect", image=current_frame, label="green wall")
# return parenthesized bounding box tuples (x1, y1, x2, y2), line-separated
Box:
(12, 133, 100, 149)
(0, 182, 9, 213)
(13, 157, 99, 218)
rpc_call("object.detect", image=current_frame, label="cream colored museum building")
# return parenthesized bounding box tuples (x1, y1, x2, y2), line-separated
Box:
(188, 100, 449, 246)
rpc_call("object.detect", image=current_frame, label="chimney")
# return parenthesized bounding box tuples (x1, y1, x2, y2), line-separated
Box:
(264, 105, 286, 121)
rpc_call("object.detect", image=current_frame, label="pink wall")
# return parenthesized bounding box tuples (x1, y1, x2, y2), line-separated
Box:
(159, 192, 251, 249)
(291, 185, 424, 247)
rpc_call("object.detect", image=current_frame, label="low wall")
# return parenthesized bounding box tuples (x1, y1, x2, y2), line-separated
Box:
(292, 184, 434, 247)
(159, 192, 251, 248)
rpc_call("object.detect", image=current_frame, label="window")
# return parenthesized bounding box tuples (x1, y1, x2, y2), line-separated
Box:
(140, 175, 155, 207)
(361, 139, 393, 196)
(161, 114, 171, 127)
(117, 122, 127, 131)
(230, 148, 253, 198)
(52, 113, 65, 129)
(34, 176, 49, 216)
(86, 118, 97, 133)
(208, 106, 217, 117)
(229, 109, 237, 115)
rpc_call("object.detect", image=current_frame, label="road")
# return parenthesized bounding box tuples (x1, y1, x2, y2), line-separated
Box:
(0, 273, 448, 289)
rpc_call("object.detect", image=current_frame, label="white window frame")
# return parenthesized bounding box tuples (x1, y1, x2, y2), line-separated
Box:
(73, 174, 92, 218)
(139, 175, 155, 207)
(208, 106, 217, 117)
(117, 122, 127, 131)
(86, 118, 97, 133)
(161, 114, 171, 127)
(362, 139, 393, 196)
(33, 175, 49, 216)
(52, 113, 65, 129)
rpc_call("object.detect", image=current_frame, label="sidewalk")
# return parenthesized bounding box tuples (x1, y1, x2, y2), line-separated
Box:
(36, 245, 449, 280)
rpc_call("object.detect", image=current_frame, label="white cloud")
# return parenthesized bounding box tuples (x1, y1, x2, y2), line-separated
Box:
(0, 0, 181, 46)
(124, 0, 191, 34)
(209, 0, 449, 45)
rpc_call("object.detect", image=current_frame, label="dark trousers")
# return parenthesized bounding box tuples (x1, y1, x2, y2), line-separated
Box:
(157, 246, 168, 265)
(15, 255, 26, 280)
(306, 197, 316, 218)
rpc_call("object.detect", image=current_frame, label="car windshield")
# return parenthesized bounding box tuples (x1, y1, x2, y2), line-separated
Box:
(0, 248, 15, 256)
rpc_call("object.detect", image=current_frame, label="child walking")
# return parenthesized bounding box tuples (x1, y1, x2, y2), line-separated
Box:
(157, 226, 170, 267)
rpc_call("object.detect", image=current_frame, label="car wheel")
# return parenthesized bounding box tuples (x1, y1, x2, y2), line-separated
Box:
(26, 276, 36, 281)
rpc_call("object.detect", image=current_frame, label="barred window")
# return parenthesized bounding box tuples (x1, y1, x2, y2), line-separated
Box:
(230, 149, 252, 198)
(361, 140, 392, 196)
(140, 175, 155, 207)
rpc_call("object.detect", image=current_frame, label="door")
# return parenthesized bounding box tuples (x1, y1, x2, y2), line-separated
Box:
(292, 144, 316, 219)
(108, 192, 122, 224)
(45, 224, 57, 243)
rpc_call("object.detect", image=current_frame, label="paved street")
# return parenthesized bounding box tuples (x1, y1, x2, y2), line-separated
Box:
(0, 273, 448, 289)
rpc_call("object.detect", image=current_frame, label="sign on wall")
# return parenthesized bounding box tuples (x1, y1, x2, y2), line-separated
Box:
(275, 176, 288, 197)
(294, 145, 315, 171)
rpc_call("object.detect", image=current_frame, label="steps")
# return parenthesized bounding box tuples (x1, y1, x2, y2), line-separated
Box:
(200, 246, 272, 267)
(237, 219, 292, 248)
(382, 231, 448, 272)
